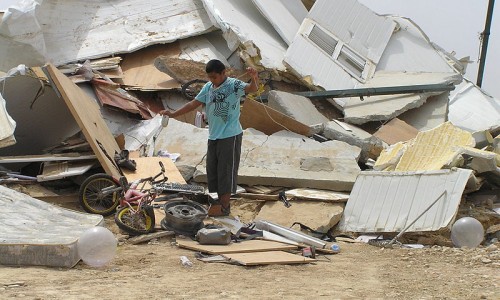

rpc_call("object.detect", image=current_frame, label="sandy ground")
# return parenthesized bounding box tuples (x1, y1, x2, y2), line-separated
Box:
(1, 199, 499, 299)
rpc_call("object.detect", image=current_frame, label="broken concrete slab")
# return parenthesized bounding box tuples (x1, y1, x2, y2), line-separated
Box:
(333, 71, 461, 125)
(338, 168, 473, 233)
(322, 120, 386, 161)
(267, 90, 328, 126)
(0, 0, 214, 71)
(155, 119, 361, 191)
(256, 201, 344, 233)
(373, 118, 419, 145)
(0, 185, 104, 267)
(201, 0, 288, 70)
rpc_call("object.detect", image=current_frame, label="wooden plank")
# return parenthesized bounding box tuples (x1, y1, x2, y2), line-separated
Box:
(177, 239, 298, 254)
(121, 44, 181, 90)
(45, 64, 122, 178)
(240, 99, 312, 137)
(223, 251, 315, 266)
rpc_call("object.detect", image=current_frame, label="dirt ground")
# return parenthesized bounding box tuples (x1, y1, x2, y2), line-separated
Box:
(1, 199, 499, 299)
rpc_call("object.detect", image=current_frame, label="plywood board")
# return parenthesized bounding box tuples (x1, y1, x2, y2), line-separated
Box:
(177, 239, 298, 254)
(121, 44, 181, 90)
(223, 251, 315, 265)
(123, 157, 187, 228)
(373, 118, 419, 145)
(240, 99, 311, 136)
(45, 64, 122, 178)
(122, 157, 186, 184)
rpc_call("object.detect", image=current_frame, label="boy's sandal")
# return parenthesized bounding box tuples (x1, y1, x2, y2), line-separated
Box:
(221, 204, 231, 216)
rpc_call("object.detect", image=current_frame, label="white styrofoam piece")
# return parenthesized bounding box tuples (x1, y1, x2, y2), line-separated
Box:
(339, 169, 473, 233)
(0, 185, 104, 267)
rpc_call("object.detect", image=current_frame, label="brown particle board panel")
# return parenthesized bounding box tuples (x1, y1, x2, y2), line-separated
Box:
(45, 63, 121, 178)
(223, 251, 315, 265)
(240, 99, 311, 136)
(177, 239, 298, 254)
(373, 118, 419, 145)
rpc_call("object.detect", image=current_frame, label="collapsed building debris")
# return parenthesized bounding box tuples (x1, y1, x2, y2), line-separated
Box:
(0, 0, 498, 269)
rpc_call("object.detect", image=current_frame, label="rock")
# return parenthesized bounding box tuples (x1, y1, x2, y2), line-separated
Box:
(255, 200, 344, 233)
(481, 258, 492, 264)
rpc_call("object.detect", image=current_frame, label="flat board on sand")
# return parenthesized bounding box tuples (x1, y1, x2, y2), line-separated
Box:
(123, 157, 186, 227)
(223, 251, 315, 266)
(177, 239, 297, 254)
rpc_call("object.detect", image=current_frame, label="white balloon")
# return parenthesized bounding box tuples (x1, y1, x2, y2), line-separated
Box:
(451, 217, 484, 248)
(77, 227, 117, 267)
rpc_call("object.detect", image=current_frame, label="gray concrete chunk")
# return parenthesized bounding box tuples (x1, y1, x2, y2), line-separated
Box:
(322, 120, 386, 161)
(268, 90, 329, 126)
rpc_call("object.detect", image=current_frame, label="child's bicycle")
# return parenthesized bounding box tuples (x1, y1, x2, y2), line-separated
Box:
(78, 162, 169, 235)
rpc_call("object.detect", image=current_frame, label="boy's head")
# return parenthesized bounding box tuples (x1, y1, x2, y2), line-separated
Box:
(206, 59, 226, 87)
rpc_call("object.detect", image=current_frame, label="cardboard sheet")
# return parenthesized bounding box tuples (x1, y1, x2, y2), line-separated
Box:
(373, 118, 419, 145)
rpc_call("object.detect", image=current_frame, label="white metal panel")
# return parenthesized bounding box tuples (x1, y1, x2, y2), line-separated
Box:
(201, 0, 288, 70)
(449, 79, 500, 133)
(252, 0, 307, 45)
(309, 0, 395, 63)
(377, 17, 456, 73)
(339, 169, 473, 233)
(0, 0, 213, 70)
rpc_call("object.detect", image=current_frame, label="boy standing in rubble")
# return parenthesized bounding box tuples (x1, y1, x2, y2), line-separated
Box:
(159, 59, 259, 216)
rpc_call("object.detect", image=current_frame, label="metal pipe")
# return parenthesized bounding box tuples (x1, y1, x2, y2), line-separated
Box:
(477, 0, 495, 87)
(257, 83, 455, 101)
(255, 220, 327, 248)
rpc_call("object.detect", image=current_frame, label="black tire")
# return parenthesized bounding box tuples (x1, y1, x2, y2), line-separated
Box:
(181, 79, 208, 100)
(115, 205, 156, 236)
(79, 174, 120, 216)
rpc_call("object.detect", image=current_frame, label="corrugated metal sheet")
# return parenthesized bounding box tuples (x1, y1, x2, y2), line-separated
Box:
(201, 0, 288, 70)
(284, 0, 395, 90)
(449, 79, 500, 133)
(0, 0, 214, 71)
(338, 168, 473, 233)
(252, 0, 307, 45)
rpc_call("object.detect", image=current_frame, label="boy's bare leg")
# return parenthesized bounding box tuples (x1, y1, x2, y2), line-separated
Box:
(208, 193, 231, 216)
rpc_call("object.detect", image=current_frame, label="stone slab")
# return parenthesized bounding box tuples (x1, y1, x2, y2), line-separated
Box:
(267, 90, 328, 126)
(256, 200, 344, 233)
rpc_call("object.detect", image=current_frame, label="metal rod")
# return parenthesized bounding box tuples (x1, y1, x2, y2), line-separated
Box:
(257, 83, 455, 101)
(387, 191, 447, 246)
(477, 0, 495, 87)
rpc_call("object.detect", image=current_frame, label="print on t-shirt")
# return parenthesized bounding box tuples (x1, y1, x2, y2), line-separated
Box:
(209, 80, 246, 123)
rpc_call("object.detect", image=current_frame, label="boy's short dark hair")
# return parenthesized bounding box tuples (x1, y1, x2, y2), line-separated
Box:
(206, 59, 226, 74)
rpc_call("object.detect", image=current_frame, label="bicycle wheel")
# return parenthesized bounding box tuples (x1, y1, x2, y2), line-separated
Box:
(79, 174, 120, 216)
(181, 79, 208, 100)
(115, 205, 155, 235)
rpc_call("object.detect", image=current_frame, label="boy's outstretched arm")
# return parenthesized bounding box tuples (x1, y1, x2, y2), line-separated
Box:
(159, 99, 202, 117)
(244, 67, 259, 93)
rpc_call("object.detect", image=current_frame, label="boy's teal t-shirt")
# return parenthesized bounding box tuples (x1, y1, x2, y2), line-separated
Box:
(195, 77, 248, 140)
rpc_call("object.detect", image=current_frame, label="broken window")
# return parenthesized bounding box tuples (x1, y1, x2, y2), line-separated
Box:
(305, 21, 370, 81)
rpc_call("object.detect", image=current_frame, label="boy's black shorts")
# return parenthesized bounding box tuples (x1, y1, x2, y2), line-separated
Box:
(206, 133, 243, 195)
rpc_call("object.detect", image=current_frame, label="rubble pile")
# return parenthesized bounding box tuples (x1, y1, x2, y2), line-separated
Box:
(0, 0, 498, 267)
